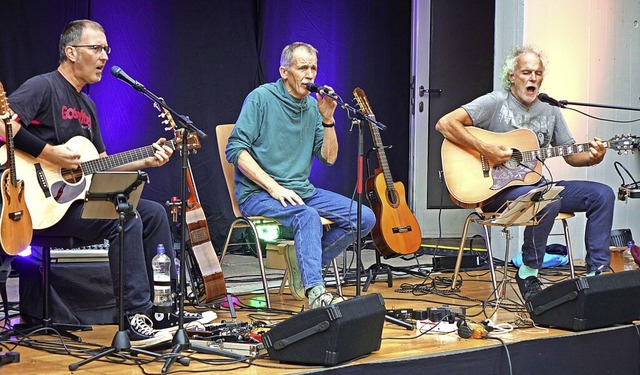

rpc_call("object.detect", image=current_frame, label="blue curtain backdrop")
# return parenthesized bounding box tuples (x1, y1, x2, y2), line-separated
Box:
(0, 0, 412, 250)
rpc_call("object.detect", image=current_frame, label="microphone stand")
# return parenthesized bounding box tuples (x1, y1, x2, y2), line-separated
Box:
(323, 91, 386, 296)
(544, 95, 640, 112)
(119, 82, 244, 372)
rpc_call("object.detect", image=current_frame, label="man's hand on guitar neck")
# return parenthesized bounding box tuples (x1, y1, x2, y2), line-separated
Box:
(565, 137, 606, 167)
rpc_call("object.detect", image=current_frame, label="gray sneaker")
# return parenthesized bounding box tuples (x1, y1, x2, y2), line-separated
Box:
(283, 244, 305, 300)
(307, 285, 346, 309)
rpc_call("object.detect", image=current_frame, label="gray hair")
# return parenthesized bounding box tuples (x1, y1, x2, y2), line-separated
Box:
(59, 20, 105, 63)
(280, 42, 318, 69)
(499, 45, 548, 90)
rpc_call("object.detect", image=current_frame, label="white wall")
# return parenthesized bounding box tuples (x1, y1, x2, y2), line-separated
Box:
(491, 0, 640, 261)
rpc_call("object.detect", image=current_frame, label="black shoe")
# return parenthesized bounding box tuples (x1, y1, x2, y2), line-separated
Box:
(153, 310, 217, 332)
(126, 313, 172, 347)
(515, 272, 543, 301)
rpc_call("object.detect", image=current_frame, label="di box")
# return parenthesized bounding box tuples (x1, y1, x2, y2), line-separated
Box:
(527, 270, 640, 331)
(262, 293, 386, 366)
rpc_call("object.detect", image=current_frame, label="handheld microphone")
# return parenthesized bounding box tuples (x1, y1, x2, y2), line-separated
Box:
(306, 82, 335, 96)
(110, 65, 145, 91)
(538, 93, 566, 108)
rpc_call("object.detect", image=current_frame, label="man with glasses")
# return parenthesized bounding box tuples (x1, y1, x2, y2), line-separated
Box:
(5, 19, 209, 347)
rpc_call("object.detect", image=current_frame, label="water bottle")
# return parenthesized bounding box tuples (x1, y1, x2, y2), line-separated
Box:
(152, 244, 173, 313)
(624, 241, 636, 271)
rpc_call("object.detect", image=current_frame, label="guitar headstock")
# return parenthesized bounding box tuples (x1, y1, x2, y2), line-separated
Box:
(154, 102, 202, 153)
(0, 81, 9, 121)
(353, 87, 375, 118)
(608, 134, 640, 154)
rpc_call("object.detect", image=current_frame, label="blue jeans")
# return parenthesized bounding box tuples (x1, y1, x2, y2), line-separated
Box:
(34, 199, 176, 315)
(483, 180, 614, 273)
(240, 188, 376, 290)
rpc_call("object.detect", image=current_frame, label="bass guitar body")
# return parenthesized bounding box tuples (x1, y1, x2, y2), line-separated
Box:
(0, 81, 32, 255)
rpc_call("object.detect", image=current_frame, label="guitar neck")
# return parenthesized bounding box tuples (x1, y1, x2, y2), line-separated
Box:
(522, 141, 607, 162)
(369, 124, 395, 189)
(80, 139, 177, 175)
(4, 119, 17, 187)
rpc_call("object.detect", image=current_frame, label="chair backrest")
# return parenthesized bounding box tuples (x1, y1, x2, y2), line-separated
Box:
(215, 124, 243, 218)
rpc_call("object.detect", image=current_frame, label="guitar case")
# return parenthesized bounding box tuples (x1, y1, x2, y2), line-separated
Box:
(526, 270, 640, 331)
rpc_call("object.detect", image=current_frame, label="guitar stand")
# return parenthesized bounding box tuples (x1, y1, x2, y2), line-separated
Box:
(69, 172, 170, 371)
(363, 251, 394, 291)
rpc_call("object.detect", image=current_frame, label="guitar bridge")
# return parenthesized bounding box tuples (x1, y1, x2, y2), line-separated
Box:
(480, 155, 489, 178)
(392, 226, 412, 234)
(8, 211, 23, 221)
(34, 163, 51, 198)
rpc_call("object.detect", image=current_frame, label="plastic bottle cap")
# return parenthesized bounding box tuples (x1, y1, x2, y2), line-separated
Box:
(157, 244, 165, 254)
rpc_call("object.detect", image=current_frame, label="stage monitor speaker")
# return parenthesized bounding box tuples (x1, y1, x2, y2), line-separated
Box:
(526, 270, 640, 331)
(262, 293, 386, 366)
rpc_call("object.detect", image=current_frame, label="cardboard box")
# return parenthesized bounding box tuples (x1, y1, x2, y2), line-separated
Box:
(266, 240, 294, 270)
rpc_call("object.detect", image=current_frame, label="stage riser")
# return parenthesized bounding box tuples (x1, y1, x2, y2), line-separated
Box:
(315, 325, 640, 374)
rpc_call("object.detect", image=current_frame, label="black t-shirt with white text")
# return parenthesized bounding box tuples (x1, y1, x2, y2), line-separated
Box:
(8, 70, 105, 153)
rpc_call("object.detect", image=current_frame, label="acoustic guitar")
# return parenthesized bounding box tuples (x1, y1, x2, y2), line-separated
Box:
(0, 129, 198, 229)
(441, 127, 639, 208)
(353, 87, 422, 257)
(0, 81, 32, 254)
(156, 104, 226, 303)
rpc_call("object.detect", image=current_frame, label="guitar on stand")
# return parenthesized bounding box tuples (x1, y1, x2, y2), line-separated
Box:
(353, 88, 422, 257)
(156, 104, 227, 304)
(0, 81, 32, 255)
(353, 88, 424, 290)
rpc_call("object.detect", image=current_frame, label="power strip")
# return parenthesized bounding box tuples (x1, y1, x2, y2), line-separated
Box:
(416, 320, 457, 334)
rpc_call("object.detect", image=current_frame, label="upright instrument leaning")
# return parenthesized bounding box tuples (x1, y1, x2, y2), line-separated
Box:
(0, 81, 33, 254)
(353, 87, 422, 257)
(156, 104, 226, 303)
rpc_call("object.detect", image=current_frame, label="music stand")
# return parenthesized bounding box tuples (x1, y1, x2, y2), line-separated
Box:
(474, 185, 563, 306)
(69, 171, 166, 370)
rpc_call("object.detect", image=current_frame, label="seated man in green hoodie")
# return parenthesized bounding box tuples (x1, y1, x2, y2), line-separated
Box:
(225, 42, 375, 309)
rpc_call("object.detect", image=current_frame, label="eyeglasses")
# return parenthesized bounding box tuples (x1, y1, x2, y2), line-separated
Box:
(70, 45, 111, 55)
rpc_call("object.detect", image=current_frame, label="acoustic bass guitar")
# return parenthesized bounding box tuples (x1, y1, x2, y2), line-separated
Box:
(353, 87, 422, 257)
(0, 81, 32, 254)
(441, 127, 639, 208)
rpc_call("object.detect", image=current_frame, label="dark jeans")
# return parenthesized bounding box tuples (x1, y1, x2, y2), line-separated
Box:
(484, 180, 615, 273)
(34, 199, 175, 315)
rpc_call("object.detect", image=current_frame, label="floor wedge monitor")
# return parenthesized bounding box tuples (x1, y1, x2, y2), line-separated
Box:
(527, 270, 640, 331)
(262, 293, 386, 366)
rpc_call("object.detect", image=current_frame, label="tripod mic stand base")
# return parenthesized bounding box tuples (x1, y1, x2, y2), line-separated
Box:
(161, 328, 245, 373)
(69, 329, 167, 371)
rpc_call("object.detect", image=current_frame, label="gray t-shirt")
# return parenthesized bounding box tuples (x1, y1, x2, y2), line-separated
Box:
(462, 90, 574, 147)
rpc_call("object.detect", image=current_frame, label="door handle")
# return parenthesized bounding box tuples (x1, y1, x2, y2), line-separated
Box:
(419, 86, 442, 97)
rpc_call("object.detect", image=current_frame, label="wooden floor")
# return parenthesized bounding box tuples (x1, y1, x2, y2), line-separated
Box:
(1, 265, 595, 374)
